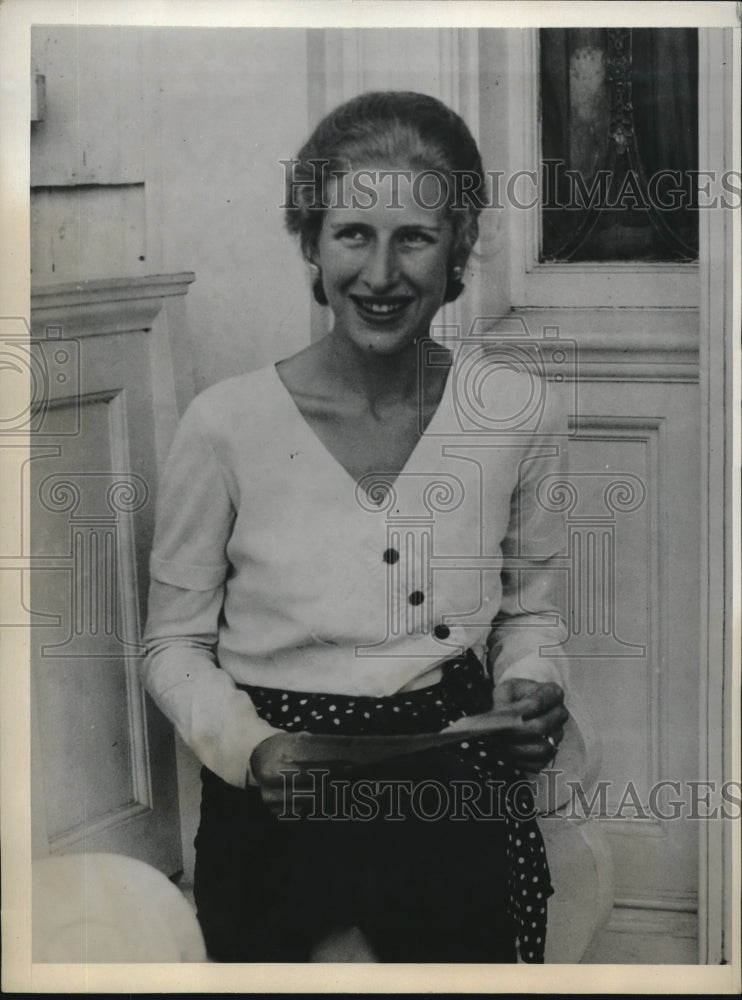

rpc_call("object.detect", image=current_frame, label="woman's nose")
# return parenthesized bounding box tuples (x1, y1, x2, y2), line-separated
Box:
(363, 242, 399, 291)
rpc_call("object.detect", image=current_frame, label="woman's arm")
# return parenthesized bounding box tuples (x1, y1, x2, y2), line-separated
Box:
(488, 384, 570, 691)
(142, 394, 277, 789)
(477, 382, 572, 770)
(143, 583, 278, 788)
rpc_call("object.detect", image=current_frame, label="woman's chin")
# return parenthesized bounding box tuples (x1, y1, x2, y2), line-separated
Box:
(350, 330, 419, 355)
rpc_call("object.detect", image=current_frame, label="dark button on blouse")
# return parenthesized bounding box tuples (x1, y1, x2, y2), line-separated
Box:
(434, 623, 451, 640)
(408, 590, 425, 606)
(383, 548, 400, 564)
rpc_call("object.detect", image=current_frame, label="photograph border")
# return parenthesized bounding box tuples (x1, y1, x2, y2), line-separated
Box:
(1, 0, 739, 993)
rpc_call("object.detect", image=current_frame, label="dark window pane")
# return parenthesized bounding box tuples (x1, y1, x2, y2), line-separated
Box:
(539, 28, 698, 262)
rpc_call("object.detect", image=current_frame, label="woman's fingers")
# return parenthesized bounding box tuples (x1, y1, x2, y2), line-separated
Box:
(452, 699, 569, 744)
(517, 682, 565, 719)
(516, 701, 570, 739)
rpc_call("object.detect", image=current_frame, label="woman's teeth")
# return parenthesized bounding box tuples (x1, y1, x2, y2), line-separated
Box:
(353, 297, 410, 316)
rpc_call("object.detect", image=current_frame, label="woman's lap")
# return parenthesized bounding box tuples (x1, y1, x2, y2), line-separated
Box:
(193, 763, 518, 963)
(193, 654, 545, 963)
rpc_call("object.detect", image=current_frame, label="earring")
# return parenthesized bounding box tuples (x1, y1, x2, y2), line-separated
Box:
(444, 265, 465, 303)
(309, 264, 328, 306)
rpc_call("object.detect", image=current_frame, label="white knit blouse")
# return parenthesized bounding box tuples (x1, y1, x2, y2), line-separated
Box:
(143, 359, 570, 788)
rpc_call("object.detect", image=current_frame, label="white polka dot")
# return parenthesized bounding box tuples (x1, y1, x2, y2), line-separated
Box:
(460, 742, 470, 749)
(281, 705, 289, 712)
(293, 716, 301, 722)
(363, 712, 370, 719)
(518, 857, 525, 864)
(529, 831, 536, 839)
(333, 718, 340, 725)
(281, 693, 288, 700)
(393, 706, 400, 712)
(328, 705, 336, 711)
(532, 876, 539, 883)
(515, 839, 521, 846)
(526, 906, 532, 912)
(299, 699, 307, 705)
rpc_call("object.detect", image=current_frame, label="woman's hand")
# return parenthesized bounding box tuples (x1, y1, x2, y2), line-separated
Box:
(250, 679, 569, 814)
(249, 731, 325, 817)
(444, 678, 569, 773)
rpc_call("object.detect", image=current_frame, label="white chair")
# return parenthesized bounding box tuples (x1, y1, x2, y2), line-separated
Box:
(537, 693, 616, 962)
(32, 852, 207, 963)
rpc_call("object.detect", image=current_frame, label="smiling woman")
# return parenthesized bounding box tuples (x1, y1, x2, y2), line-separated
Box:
(142, 90, 571, 964)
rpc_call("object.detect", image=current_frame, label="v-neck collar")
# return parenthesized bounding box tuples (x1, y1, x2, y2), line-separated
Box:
(270, 360, 453, 492)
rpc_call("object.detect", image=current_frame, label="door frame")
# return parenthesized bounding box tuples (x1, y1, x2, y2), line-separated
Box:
(697, 26, 738, 967)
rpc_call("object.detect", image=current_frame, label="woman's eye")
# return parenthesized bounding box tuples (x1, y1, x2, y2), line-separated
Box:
(337, 228, 368, 245)
(399, 232, 434, 248)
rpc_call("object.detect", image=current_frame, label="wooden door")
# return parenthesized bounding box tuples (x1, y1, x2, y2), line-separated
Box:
(29, 277, 191, 876)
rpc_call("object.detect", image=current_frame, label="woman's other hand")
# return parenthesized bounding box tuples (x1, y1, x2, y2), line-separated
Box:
(493, 678, 568, 772)
(444, 678, 568, 773)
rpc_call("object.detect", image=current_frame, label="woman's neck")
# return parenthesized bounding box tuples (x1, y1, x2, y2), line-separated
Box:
(319, 330, 437, 414)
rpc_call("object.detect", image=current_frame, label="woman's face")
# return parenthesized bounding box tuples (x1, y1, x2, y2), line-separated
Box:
(314, 167, 455, 356)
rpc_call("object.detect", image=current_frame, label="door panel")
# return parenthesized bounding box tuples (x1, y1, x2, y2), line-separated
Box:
(565, 385, 699, 911)
(29, 281, 187, 875)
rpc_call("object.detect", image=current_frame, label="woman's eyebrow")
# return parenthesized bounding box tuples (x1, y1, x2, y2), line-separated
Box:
(327, 221, 444, 232)
(327, 221, 371, 230)
(397, 223, 443, 232)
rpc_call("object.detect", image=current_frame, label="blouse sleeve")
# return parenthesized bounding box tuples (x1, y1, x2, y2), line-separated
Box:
(487, 387, 570, 692)
(142, 395, 278, 789)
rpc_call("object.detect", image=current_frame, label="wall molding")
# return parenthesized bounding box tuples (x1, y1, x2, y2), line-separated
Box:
(506, 307, 699, 382)
(30, 272, 195, 339)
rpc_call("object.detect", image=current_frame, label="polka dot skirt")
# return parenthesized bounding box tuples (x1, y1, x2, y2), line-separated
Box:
(241, 649, 553, 963)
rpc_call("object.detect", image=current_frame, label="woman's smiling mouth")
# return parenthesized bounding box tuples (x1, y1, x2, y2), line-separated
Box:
(349, 294, 414, 322)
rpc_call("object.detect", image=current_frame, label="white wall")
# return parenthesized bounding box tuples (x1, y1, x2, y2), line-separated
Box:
(142, 28, 312, 395)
